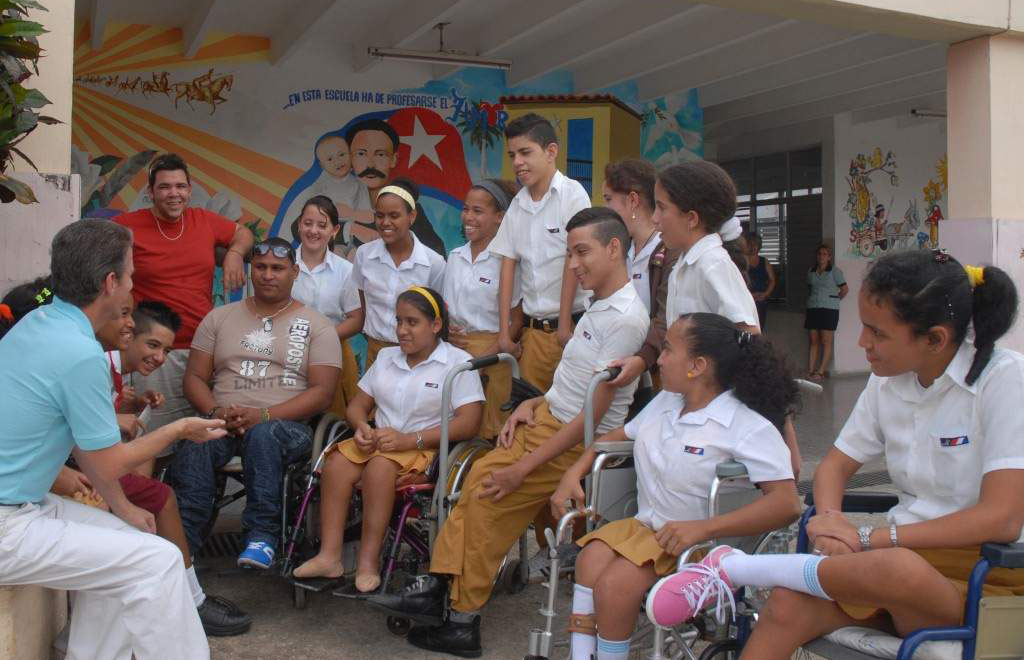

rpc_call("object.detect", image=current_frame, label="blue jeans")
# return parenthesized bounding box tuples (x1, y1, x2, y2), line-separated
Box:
(172, 420, 312, 554)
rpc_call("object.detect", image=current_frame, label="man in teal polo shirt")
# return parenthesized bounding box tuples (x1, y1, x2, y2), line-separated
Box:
(0, 220, 227, 660)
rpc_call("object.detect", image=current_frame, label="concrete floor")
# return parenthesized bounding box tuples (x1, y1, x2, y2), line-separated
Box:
(200, 314, 877, 660)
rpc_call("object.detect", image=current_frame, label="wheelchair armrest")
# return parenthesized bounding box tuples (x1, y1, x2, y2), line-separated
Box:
(716, 460, 748, 479)
(594, 441, 634, 456)
(981, 542, 1024, 569)
(802, 490, 899, 513)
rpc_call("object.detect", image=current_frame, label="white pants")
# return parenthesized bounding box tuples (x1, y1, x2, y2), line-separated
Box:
(0, 495, 208, 660)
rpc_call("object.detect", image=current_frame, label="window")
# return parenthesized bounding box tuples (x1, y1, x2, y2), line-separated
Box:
(566, 118, 594, 196)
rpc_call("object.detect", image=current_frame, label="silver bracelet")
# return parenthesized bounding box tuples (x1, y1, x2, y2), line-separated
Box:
(857, 525, 873, 551)
(889, 524, 899, 548)
(415, 431, 424, 451)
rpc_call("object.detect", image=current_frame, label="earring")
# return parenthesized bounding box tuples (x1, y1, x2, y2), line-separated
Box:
(687, 371, 695, 378)
(632, 213, 636, 222)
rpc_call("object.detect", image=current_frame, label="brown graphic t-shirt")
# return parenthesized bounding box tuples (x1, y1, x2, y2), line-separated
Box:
(191, 300, 342, 409)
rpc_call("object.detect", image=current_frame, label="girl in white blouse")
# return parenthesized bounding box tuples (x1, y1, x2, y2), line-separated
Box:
(644, 250, 1024, 660)
(292, 287, 483, 592)
(290, 195, 364, 412)
(442, 179, 522, 439)
(551, 312, 800, 660)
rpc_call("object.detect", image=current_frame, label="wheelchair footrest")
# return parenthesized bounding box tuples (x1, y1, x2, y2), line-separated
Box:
(291, 576, 344, 593)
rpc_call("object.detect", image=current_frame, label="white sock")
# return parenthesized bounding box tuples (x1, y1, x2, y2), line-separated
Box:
(570, 584, 596, 660)
(720, 552, 832, 601)
(596, 635, 630, 660)
(186, 565, 206, 608)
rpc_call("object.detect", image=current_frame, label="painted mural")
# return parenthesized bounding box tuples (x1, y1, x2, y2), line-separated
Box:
(843, 147, 947, 259)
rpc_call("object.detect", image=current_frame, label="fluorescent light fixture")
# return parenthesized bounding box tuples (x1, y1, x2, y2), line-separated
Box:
(367, 47, 511, 71)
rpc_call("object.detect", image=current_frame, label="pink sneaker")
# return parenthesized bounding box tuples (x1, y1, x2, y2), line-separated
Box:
(645, 545, 740, 628)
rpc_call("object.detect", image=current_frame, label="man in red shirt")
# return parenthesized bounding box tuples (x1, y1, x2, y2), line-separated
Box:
(116, 153, 254, 434)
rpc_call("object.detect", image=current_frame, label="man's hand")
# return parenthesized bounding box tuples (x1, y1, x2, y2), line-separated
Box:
(117, 413, 146, 439)
(376, 427, 413, 453)
(224, 405, 261, 435)
(141, 390, 165, 409)
(51, 466, 93, 498)
(497, 399, 536, 448)
(117, 385, 144, 414)
(354, 423, 378, 454)
(655, 520, 711, 556)
(607, 356, 646, 387)
(478, 463, 527, 502)
(176, 416, 228, 444)
(112, 501, 157, 533)
(807, 509, 859, 554)
(497, 332, 521, 359)
(550, 474, 585, 519)
(222, 250, 246, 295)
(556, 324, 573, 348)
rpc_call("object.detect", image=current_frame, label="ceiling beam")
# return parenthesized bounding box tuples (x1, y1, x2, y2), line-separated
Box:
(574, 7, 789, 93)
(351, 0, 472, 73)
(89, 0, 110, 51)
(635, 22, 863, 101)
(697, 33, 930, 108)
(269, 0, 338, 66)
(508, 2, 702, 87)
(183, 0, 219, 59)
(707, 69, 946, 140)
(704, 43, 946, 126)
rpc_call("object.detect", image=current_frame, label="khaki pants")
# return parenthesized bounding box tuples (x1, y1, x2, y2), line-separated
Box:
(458, 332, 511, 440)
(328, 339, 360, 419)
(519, 327, 564, 391)
(364, 336, 397, 371)
(430, 401, 581, 612)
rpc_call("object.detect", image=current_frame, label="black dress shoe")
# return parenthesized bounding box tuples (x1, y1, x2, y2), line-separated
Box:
(364, 574, 447, 625)
(198, 594, 252, 636)
(407, 616, 482, 658)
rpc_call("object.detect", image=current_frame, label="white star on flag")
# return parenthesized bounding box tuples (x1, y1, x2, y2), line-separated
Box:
(401, 115, 445, 169)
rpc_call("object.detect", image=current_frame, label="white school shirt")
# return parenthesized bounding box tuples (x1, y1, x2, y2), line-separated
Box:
(488, 170, 591, 319)
(834, 342, 1024, 542)
(442, 243, 522, 334)
(292, 250, 361, 325)
(545, 283, 649, 434)
(351, 235, 446, 342)
(627, 231, 661, 313)
(624, 390, 793, 531)
(665, 233, 759, 328)
(358, 341, 485, 433)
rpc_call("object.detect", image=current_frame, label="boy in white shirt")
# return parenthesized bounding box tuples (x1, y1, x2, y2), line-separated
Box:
(369, 207, 649, 658)
(491, 113, 592, 391)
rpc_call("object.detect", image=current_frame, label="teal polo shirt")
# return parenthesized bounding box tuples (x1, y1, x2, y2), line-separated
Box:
(0, 296, 119, 504)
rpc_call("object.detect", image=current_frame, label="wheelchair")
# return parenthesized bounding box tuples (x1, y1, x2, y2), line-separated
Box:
(524, 373, 823, 660)
(284, 353, 536, 615)
(795, 492, 1024, 660)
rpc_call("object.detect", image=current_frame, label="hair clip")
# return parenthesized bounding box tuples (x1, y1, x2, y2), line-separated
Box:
(736, 330, 753, 347)
(0, 303, 12, 322)
(932, 248, 950, 264)
(34, 287, 52, 304)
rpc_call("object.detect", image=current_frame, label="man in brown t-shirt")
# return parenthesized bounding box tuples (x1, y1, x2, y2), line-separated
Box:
(173, 238, 341, 569)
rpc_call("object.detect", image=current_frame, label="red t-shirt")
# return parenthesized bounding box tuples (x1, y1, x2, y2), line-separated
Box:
(115, 207, 237, 349)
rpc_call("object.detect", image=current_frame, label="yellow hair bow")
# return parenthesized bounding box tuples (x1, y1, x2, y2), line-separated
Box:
(964, 265, 985, 289)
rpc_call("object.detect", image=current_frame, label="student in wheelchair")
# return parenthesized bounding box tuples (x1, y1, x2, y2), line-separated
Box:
(549, 312, 801, 660)
(292, 286, 484, 592)
(646, 249, 1024, 659)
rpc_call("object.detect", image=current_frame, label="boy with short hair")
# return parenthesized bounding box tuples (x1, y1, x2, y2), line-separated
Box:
(492, 113, 592, 391)
(368, 207, 650, 658)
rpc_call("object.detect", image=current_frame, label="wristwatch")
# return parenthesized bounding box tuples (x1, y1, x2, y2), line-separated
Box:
(415, 431, 424, 451)
(857, 525, 873, 551)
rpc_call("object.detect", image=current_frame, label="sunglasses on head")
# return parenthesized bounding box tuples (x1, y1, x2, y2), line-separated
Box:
(251, 243, 295, 260)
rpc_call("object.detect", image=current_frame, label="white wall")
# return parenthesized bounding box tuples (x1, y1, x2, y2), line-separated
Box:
(831, 111, 948, 373)
(0, 174, 80, 293)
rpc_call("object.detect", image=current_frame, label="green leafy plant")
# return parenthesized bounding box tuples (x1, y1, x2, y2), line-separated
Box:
(0, 0, 58, 204)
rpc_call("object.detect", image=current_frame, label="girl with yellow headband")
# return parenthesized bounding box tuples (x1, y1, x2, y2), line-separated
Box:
(349, 178, 446, 369)
(293, 286, 484, 592)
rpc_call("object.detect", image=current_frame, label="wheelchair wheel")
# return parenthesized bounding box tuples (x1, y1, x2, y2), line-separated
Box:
(497, 558, 526, 594)
(292, 585, 307, 610)
(386, 615, 412, 637)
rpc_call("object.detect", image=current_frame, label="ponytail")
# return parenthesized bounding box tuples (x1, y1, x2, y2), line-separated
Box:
(678, 313, 798, 431)
(864, 250, 1019, 385)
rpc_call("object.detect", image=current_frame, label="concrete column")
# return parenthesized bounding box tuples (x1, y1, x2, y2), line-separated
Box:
(944, 33, 1024, 350)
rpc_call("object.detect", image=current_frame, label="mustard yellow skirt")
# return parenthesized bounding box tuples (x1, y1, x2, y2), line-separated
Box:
(328, 339, 360, 418)
(454, 331, 511, 440)
(331, 437, 434, 477)
(840, 547, 1024, 621)
(578, 517, 681, 576)
(365, 336, 398, 371)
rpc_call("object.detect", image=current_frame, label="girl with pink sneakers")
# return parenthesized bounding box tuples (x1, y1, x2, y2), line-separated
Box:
(646, 250, 1024, 659)
(550, 312, 801, 660)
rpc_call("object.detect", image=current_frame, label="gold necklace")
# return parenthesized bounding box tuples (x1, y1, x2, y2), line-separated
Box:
(154, 215, 185, 241)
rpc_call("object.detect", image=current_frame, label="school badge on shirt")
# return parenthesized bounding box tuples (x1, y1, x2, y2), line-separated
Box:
(939, 435, 969, 447)
(425, 382, 439, 389)
(683, 445, 705, 455)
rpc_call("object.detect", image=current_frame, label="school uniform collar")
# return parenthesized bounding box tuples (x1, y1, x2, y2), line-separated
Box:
(587, 282, 639, 313)
(298, 249, 340, 275)
(389, 340, 450, 372)
(451, 242, 492, 264)
(367, 233, 432, 268)
(50, 295, 96, 340)
(889, 340, 979, 403)
(675, 390, 740, 427)
(513, 169, 567, 212)
(682, 232, 723, 266)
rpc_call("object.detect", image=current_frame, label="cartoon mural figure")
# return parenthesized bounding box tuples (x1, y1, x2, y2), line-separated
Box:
(926, 203, 944, 248)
